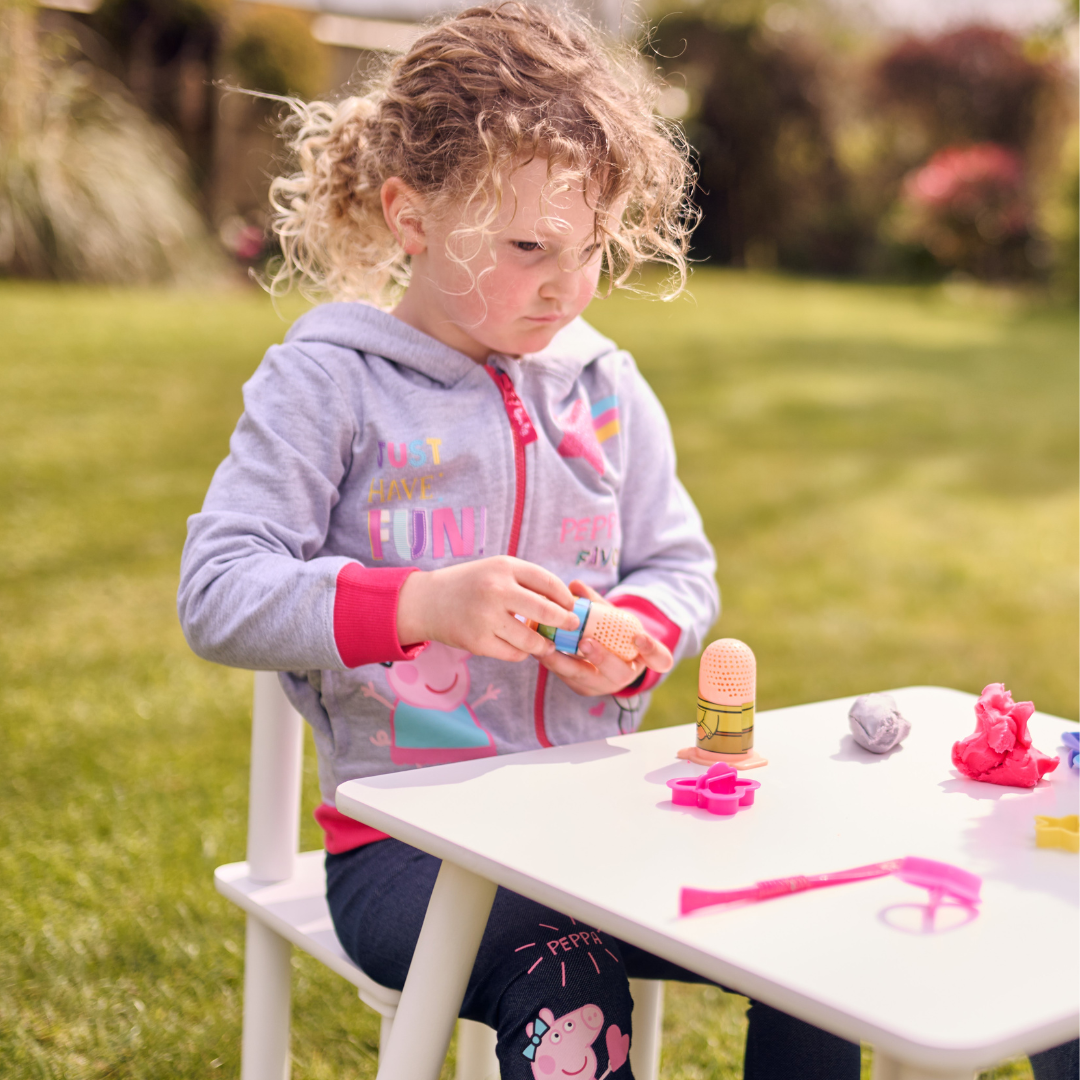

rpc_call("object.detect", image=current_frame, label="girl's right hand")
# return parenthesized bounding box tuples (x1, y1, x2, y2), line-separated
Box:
(395, 556, 580, 662)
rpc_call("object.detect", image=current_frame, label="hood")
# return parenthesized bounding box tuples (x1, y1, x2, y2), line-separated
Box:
(284, 301, 618, 390)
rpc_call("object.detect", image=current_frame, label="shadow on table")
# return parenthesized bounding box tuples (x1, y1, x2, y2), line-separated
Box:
(829, 734, 906, 764)
(357, 738, 631, 789)
(942, 754, 1079, 906)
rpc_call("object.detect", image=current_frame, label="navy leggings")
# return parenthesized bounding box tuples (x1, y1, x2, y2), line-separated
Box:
(326, 838, 862, 1080)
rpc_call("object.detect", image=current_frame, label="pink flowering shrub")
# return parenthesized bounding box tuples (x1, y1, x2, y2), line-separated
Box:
(895, 143, 1032, 277)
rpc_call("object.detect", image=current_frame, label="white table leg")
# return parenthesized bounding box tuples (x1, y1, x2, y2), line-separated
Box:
(241, 916, 292, 1080)
(872, 1052, 976, 1080)
(376, 860, 498, 1080)
(455, 1018, 499, 1080)
(628, 978, 664, 1080)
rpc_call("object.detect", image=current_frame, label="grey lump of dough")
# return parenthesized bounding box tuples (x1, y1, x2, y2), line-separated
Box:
(848, 692, 911, 753)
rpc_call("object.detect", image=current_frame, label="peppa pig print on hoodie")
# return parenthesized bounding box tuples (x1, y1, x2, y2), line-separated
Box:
(360, 642, 499, 765)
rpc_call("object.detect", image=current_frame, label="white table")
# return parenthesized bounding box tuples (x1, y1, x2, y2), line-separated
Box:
(336, 686, 1079, 1080)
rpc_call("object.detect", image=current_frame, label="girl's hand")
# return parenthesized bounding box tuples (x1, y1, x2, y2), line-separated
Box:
(540, 580, 674, 697)
(396, 557, 579, 662)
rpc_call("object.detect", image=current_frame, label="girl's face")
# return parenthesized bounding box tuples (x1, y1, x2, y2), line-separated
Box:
(390, 158, 612, 362)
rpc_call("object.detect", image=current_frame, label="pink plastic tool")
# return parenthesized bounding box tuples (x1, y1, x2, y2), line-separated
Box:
(892, 857, 982, 913)
(667, 762, 761, 816)
(679, 856, 981, 916)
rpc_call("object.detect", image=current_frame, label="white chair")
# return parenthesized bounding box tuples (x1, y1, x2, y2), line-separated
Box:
(215, 670, 665, 1080)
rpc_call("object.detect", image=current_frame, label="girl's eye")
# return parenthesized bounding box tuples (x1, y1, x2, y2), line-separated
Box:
(551, 1032, 561, 1043)
(564, 1021, 574, 1031)
(512, 241, 542, 252)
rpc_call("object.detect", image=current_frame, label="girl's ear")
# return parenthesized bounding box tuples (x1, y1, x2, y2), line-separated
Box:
(381, 177, 427, 256)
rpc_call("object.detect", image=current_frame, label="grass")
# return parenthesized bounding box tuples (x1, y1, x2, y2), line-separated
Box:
(0, 272, 1075, 1079)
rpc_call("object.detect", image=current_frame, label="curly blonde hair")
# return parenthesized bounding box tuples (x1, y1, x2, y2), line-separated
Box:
(267, 2, 696, 305)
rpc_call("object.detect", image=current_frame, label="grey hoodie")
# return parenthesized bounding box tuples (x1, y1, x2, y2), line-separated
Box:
(178, 302, 718, 808)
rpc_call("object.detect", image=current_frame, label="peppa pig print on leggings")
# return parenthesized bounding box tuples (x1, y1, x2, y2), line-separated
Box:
(523, 1003, 630, 1079)
(361, 641, 499, 766)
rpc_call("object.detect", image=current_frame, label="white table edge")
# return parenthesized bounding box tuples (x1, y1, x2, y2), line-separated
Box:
(335, 782, 1077, 1072)
(336, 691, 1080, 1072)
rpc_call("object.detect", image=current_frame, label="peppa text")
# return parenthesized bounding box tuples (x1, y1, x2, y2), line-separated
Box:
(545, 930, 605, 956)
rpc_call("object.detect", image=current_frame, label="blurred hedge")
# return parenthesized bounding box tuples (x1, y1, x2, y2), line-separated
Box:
(645, 3, 1077, 289)
(0, 6, 218, 284)
(3, 0, 1077, 290)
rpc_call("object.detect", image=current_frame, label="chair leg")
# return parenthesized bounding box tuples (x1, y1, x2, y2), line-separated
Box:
(871, 1053, 976, 1080)
(456, 1018, 499, 1080)
(379, 1013, 395, 1059)
(241, 915, 292, 1080)
(628, 978, 664, 1080)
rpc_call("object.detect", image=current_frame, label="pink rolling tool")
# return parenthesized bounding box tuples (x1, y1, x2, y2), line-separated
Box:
(680, 856, 981, 916)
(667, 763, 760, 816)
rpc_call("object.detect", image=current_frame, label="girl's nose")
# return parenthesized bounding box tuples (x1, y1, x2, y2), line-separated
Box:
(539, 260, 578, 302)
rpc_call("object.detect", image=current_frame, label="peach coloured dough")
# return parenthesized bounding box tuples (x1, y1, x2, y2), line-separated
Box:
(951, 683, 1058, 788)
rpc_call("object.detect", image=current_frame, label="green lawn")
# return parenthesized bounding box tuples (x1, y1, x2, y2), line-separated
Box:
(1, 273, 1075, 1079)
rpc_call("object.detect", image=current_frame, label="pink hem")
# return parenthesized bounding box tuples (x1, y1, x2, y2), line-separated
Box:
(333, 563, 427, 667)
(314, 802, 390, 854)
(608, 594, 681, 695)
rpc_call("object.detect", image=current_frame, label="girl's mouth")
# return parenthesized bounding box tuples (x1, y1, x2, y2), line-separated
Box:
(424, 674, 459, 695)
(561, 1060, 589, 1076)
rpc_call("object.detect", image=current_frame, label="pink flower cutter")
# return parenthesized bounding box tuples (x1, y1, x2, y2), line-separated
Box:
(667, 762, 760, 816)
(680, 856, 981, 916)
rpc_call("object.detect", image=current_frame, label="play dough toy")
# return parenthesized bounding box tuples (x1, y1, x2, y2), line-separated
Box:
(677, 638, 767, 769)
(1063, 731, 1079, 770)
(1034, 816, 1079, 853)
(667, 762, 760, 816)
(679, 856, 981, 916)
(951, 683, 1058, 788)
(531, 597, 643, 664)
(848, 692, 910, 753)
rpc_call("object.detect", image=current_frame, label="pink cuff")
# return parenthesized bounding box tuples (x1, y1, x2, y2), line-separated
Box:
(608, 594, 681, 695)
(314, 802, 389, 854)
(333, 563, 427, 668)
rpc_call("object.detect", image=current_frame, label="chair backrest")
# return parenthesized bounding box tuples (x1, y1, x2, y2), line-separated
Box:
(247, 671, 305, 883)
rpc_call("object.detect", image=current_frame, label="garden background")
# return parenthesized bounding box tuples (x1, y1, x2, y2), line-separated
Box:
(1, 0, 1077, 1077)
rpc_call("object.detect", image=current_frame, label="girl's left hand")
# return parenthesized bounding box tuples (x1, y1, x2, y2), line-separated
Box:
(539, 580, 674, 697)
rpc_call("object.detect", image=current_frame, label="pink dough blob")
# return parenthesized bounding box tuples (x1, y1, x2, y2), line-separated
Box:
(951, 683, 1058, 788)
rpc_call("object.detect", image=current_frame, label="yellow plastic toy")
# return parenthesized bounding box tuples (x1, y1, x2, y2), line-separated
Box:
(1034, 815, 1079, 853)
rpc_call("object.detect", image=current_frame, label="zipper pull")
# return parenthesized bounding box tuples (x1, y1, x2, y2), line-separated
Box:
(487, 367, 538, 445)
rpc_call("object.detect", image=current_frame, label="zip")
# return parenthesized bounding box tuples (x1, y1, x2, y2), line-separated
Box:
(533, 666, 552, 748)
(484, 366, 551, 746)
(484, 366, 536, 557)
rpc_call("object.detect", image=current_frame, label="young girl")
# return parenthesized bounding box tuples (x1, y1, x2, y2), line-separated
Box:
(178, 5, 864, 1077)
